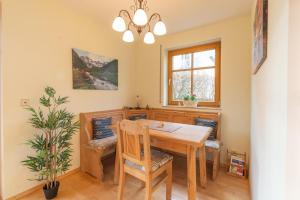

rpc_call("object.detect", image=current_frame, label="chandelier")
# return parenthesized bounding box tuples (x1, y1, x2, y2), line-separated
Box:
(112, 0, 167, 44)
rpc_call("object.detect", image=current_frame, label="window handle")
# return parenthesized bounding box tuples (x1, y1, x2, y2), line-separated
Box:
(168, 79, 171, 86)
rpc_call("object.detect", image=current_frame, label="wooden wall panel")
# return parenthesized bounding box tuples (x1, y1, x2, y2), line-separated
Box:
(124, 109, 149, 119)
(150, 111, 171, 122)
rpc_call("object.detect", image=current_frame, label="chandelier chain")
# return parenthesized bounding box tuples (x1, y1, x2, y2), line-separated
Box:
(142, 0, 149, 12)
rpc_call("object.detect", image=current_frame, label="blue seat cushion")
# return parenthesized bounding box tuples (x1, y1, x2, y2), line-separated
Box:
(128, 114, 147, 121)
(195, 118, 217, 140)
(125, 149, 173, 172)
(92, 117, 114, 140)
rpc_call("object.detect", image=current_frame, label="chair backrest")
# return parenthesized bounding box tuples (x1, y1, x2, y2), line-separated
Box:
(117, 120, 151, 172)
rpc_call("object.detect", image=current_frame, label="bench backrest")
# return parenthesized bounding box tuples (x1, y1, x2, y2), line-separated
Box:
(80, 108, 221, 144)
(124, 109, 150, 119)
(80, 109, 125, 145)
(149, 108, 221, 140)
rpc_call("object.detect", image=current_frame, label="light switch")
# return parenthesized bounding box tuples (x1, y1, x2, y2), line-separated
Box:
(21, 99, 30, 107)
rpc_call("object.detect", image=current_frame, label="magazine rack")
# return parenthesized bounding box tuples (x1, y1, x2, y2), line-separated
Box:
(226, 149, 247, 179)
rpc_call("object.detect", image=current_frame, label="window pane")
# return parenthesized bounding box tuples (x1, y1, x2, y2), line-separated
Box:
(193, 69, 215, 101)
(193, 50, 215, 68)
(172, 71, 191, 100)
(172, 54, 192, 70)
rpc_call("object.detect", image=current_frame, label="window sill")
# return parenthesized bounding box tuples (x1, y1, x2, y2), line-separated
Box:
(161, 105, 222, 112)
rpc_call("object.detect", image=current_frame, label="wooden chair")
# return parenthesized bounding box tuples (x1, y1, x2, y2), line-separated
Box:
(116, 120, 173, 200)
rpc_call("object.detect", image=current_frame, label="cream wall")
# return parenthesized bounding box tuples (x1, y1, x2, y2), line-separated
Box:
(250, 0, 289, 200)
(287, 0, 300, 199)
(135, 15, 252, 163)
(1, 0, 136, 198)
(0, 2, 2, 198)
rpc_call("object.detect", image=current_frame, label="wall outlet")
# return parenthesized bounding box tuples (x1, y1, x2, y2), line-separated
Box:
(20, 99, 30, 107)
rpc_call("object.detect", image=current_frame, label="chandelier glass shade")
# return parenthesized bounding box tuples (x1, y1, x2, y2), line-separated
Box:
(122, 30, 134, 42)
(112, 0, 167, 44)
(144, 31, 155, 44)
(112, 17, 126, 32)
(133, 9, 148, 26)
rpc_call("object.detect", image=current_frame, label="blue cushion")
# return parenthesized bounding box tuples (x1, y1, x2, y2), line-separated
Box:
(195, 118, 217, 140)
(92, 117, 114, 140)
(128, 114, 147, 121)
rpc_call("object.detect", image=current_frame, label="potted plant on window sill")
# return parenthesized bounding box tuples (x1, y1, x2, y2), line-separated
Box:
(182, 94, 198, 108)
(22, 87, 79, 199)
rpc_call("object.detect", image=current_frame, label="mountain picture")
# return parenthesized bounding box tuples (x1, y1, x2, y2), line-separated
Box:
(72, 48, 118, 90)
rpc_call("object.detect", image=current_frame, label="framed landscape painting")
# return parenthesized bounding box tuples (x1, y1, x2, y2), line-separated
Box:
(72, 48, 118, 90)
(253, 0, 268, 74)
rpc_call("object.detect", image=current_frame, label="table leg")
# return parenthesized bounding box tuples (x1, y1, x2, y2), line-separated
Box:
(114, 145, 120, 185)
(199, 145, 207, 188)
(187, 145, 197, 200)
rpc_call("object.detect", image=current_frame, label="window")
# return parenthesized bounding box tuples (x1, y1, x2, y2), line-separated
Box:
(168, 42, 221, 107)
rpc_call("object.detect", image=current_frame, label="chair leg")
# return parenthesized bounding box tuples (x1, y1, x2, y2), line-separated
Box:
(212, 150, 220, 180)
(117, 169, 126, 200)
(166, 161, 173, 200)
(145, 178, 152, 200)
(114, 147, 120, 185)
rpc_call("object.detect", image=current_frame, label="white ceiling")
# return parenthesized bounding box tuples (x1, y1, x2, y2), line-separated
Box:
(63, 0, 253, 34)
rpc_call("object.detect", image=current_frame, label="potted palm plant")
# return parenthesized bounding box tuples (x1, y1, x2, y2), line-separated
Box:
(22, 87, 79, 199)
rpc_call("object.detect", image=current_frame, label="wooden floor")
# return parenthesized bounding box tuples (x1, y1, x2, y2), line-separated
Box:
(19, 156, 250, 200)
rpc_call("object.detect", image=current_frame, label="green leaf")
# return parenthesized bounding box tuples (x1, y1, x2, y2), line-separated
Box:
(40, 95, 51, 107)
(45, 87, 56, 97)
(55, 96, 69, 105)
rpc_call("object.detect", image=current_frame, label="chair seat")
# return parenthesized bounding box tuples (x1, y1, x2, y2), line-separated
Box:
(205, 140, 221, 149)
(125, 149, 173, 172)
(88, 135, 117, 149)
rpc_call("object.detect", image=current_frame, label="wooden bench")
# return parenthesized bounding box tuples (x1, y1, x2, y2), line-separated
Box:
(80, 109, 124, 181)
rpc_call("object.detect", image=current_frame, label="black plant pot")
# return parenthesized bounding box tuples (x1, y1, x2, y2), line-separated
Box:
(43, 181, 60, 199)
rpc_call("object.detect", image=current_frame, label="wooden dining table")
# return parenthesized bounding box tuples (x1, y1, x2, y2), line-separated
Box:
(114, 119, 211, 200)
